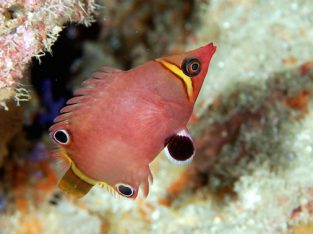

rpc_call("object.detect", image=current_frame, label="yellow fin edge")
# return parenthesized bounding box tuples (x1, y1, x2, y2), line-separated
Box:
(58, 148, 112, 197)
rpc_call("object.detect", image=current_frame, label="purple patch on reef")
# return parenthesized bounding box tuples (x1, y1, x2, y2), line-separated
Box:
(0, 194, 5, 211)
(37, 79, 65, 125)
(28, 143, 48, 162)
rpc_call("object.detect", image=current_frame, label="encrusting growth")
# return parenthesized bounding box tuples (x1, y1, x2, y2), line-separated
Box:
(0, 0, 97, 105)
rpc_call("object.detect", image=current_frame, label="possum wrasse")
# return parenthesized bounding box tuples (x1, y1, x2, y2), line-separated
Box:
(49, 43, 216, 199)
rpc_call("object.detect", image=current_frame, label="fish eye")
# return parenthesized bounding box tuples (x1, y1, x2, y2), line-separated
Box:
(115, 183, 134, 197)
(53, 129, 70, 145)
(182, 57, 201, 77)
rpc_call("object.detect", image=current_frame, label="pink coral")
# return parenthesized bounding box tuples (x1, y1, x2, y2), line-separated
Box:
(0, 0, 96, 102)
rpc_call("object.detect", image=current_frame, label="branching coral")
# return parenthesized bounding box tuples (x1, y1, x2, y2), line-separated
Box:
(0, 0, 96, 103)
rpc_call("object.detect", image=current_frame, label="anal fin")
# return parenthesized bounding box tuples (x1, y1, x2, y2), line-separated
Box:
(58, 167, 93, 198)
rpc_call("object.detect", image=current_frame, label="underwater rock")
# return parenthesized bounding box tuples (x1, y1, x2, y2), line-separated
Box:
(191, 60, 313, 192)
(0, 0, 96, 103)
(0, 101, 23, 167)
(98, 0, 198, 68)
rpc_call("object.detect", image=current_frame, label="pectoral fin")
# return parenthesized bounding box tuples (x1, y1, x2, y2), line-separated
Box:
(164, 128, 195, 166)
(58, 167, 93, 198)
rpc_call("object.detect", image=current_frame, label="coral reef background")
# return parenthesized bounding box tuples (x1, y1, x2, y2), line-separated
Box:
(1, 0, 313, 234)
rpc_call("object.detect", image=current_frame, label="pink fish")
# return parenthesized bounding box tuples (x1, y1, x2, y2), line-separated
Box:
(49, 43, 216, 199)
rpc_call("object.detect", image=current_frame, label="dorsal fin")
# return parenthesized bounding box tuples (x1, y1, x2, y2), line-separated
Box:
(51, 66, 123, 125)
(99, 66, 122, 73)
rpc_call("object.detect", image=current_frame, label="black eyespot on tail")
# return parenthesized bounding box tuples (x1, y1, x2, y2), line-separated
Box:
(167, 136, 194, 160)
(53, 129, 70, 145)
(115, 183, 134, 197)
(164, 130, 195, 166)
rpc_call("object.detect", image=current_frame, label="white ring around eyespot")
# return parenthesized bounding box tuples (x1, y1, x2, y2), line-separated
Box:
(163, 129, 195, 166)
(163, 146, 194, 166)
(176, 129, 191, 138)
(115, 183, 134, 197)
(53, 129, 70, 145)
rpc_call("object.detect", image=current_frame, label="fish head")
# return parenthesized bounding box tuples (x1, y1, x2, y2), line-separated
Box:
(156, 43, 216, 102)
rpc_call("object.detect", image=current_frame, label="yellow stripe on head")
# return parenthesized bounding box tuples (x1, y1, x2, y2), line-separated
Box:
(156, 59, 193, 101)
